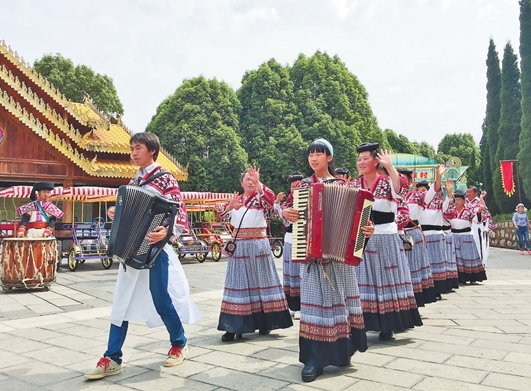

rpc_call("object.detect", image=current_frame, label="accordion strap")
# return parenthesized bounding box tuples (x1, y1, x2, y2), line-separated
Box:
(137, 171, 170, 188)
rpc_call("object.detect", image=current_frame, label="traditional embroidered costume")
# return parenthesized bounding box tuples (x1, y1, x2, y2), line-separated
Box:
(420, 187, 457, 294)
(444, 197, 487, 284)
(109, 165, 201, 329)
(401, 190, 437, 306)
(350, 173, 422, 337)
(16, 182, 63, 238)
(274, 192, 301, 312)
(466, 197, 494, 266)
(217, 185, 292, 335)
(294, 174, 367, 369)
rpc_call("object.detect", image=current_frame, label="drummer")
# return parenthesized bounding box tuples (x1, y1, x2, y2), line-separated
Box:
(16, 182, 63, 238)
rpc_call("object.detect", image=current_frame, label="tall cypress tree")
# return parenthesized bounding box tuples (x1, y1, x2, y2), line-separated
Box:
(518, 0, 531, 199)
(484, 39, 502, 214)
(493, 42, 522, 213)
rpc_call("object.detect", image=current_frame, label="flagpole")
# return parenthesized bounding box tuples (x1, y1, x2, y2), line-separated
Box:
(515, 160, 522, 204)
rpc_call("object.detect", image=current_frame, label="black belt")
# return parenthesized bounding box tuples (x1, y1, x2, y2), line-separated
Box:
(405, 220, 419, 228)
(286, 225, 293, 233)
(372, 211, 395, 225)
(422, 224, 442, 231)
(451, 227, 471, 233)
(442, 225, 451, 231)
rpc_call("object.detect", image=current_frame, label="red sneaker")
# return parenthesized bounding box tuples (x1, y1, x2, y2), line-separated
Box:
(84, 357, 121, 379)
(164, 345, 188, 367)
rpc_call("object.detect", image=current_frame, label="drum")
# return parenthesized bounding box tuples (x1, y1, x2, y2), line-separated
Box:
(0, 237, 57, 291)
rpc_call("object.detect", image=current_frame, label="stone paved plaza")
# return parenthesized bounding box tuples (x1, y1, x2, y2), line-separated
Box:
(0, 247, 530, 391)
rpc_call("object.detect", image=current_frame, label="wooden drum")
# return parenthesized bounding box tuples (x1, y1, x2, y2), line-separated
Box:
(0, 237, 57, 291)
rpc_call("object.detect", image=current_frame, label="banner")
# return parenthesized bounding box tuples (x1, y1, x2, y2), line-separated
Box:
(500, 160, 516, 196)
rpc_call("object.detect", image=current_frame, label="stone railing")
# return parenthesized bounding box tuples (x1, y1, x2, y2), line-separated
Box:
(490, 220, 526, 249)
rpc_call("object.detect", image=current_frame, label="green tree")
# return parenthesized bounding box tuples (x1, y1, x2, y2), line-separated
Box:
(383, 129, 419, 154)
(237, 59, 306, 192)
(483, 39, 502, 214)
(412, 141, 438, 160)
(518, 0, 531, 200)
(146, 76, 248, 192)
(493, 42, 522, 213)
(290, 52, 379, 175)
(33, 54, 124, 116)
(437, 133, 481, 185)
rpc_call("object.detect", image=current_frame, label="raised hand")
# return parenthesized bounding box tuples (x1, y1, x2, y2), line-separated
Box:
(436, 164, 446, 178)
(480, 190, 487, 199)
(275, 192, 286, 204)
(376, 149, 393, 169)
(247, 165, 260, 185)
(228, 191, 240, 209)
(445, 179, 453, 192)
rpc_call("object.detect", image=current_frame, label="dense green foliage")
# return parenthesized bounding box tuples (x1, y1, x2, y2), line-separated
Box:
(493, 42, 522, 213)
(237, 59, 306, 193)
(482, 40, 502, 214)
(437, 133, 481, 185)
(236, 52, 385, 190)
(518, 0, 531, 200)
(384, 129, 419, 155)
(290, 52, 380, 177)
(146, 77, 248, 192)
(34, 54, 124, 116)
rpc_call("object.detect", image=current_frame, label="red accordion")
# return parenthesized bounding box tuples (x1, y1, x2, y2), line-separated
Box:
(291, 182, 373, 266)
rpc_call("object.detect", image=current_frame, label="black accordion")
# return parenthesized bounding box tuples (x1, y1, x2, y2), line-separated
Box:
(107, 185, 178, 270)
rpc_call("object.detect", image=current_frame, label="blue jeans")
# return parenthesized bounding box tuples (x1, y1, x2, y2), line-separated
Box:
(516, 226, 531, 250)
(104, 250, 187, 364)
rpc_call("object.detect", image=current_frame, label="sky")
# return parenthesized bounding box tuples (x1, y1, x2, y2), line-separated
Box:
(1, 0, 521, 149)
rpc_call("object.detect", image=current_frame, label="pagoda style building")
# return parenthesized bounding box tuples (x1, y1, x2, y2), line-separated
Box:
(0, 39, 187, 222)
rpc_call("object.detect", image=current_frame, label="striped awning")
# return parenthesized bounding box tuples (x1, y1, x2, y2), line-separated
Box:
(0, 185, 64, 199)
(181, 192, 232, 202)
(59, 186, 118, 201)
(1, 186, 232, 204)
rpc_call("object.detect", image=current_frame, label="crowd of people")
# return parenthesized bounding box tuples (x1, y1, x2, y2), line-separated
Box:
(69, 132, 500, 383)
(211, 138, 492, 382)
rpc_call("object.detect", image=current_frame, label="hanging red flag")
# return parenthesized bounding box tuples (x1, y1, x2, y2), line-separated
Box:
(500, 160, 516, 196)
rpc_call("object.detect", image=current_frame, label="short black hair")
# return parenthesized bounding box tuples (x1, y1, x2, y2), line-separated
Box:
(307, 141, 335, 175)
(240, 169, 249, 182)
(467, 186, 478, 195)
(130, 132, 160, 161)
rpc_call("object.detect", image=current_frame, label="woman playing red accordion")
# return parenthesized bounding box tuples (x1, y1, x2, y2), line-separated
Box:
(282, 139, 372, 382)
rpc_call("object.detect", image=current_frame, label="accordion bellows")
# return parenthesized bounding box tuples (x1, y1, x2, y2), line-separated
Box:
(292, 182, 373, 266)
(107, 185, 178, 269)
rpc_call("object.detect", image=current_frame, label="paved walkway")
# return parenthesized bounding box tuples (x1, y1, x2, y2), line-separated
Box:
(0, 247, 530, 390)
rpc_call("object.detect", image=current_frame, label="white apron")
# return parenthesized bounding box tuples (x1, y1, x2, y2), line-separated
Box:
(109, 243, 201, 328)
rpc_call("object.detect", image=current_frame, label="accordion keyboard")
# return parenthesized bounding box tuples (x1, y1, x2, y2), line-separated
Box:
(291, 187, 309, 262)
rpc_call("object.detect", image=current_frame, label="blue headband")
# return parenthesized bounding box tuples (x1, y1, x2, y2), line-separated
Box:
(314, 138, 334, 157)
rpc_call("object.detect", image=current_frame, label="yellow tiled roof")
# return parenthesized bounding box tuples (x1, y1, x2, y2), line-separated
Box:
(0, 40, 187, 180)
(0, 87, 187, 180)
(79, 125, 131, 153)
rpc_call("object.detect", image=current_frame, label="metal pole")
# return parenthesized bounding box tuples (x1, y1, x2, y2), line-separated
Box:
(515, 160, 522, 204)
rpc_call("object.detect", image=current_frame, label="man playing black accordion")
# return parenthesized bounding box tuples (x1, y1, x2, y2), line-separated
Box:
(85, 132, 201, 380)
